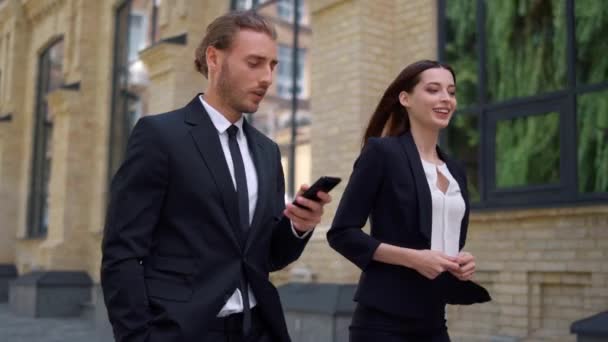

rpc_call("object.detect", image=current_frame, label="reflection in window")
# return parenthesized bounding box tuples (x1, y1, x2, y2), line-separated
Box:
(232, 0, 263, 10)
(495, 112, 560, 188)
(277, 0, 304, 22)
(277, 44, 305, 99)
(446, 113, 480, 202)
(444, 0, 477, 108)
(578, 90, 608, 193)
(485, 0, 566, 102)
(575, 0, 608, 85)
(28, 38, 64, 237)
(128, 12, 146, 61)
(109, 0, 156, 181)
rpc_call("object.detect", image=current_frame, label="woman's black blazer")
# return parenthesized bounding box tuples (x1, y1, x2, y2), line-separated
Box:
(327, 132, 490, 319)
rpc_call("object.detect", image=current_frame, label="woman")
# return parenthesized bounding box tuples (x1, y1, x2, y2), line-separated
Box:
(327, 60, 491, 341)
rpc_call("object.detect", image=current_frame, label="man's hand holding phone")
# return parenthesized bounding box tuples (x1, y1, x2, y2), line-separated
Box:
(283, 176, 341, 233)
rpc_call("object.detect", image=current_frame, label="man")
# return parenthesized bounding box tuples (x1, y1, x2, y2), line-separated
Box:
(101, 10, 330, 342)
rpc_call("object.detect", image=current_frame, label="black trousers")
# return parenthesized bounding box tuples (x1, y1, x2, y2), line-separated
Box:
(349, 304, 451, 342)
(202, 308, 275, 342)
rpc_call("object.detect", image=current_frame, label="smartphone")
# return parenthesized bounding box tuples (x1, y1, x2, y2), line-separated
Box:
(293, 176, 341, 208)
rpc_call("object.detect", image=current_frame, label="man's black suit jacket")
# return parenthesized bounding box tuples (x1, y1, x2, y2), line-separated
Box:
(327, 132, 490, 320)
(101, 95, 310, 342)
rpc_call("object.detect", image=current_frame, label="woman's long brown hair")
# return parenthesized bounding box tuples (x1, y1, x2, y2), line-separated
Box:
(362, 60, 456, 146)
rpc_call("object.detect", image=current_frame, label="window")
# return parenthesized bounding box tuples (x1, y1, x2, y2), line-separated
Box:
(277, 0, 304, 22)
(277, 44, 305, 99)
(27, 38, 64, 237)
(128, 12, 146, 61)
(108, 0, 156, 182)
(439, 0, 608, 208)
(231, 0, 267, 11)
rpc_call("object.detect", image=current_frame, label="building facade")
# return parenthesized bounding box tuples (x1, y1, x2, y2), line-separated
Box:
(0, 0, 606, 341)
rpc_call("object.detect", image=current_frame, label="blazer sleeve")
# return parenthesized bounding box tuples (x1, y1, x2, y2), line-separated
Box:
(327, 138, 384, 271)
(101, 116, 168, 342)
(269, 144, 311, 272)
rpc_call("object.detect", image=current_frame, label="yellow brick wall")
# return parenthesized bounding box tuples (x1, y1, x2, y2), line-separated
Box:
(447, 207, 608, 342)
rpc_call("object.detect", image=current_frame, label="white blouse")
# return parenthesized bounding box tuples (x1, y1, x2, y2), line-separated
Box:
(421, 159, 466, 257)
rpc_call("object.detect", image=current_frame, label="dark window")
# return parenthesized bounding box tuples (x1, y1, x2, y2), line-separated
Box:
(439, 0, 608, 208)
(108, 1, 132, 181)
(108, 0, 156, 182)
(27, 38, 64, 237)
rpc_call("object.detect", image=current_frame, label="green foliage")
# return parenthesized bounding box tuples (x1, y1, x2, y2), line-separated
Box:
(578, 91, 608, 193)
(445, 0, 608, 195)
(445, 0, 478, 107)
(486, 0, 566, 101)
(575, 0, 608, 84)
(496, 112, 560, 187)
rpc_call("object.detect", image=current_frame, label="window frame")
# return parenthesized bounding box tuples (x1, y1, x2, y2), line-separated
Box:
(277, 44, 305, 99)
(108, 0, 133, 185)
(438, 0, 608, 209)
(27, 37, 64, 238)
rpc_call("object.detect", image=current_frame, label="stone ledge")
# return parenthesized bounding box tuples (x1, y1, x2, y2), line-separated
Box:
(9, 271, 92, 317)
(471, 205, 608, 222)
(0, 264, 17, 302)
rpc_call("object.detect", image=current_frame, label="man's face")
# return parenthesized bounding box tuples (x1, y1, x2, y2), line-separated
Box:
(216, 29, 278, 114)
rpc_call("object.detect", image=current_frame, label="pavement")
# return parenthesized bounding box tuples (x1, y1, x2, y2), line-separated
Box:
(0, 303, 106, 342)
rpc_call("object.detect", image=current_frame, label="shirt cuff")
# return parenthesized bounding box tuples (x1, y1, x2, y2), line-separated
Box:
(291, 221, 313, 239)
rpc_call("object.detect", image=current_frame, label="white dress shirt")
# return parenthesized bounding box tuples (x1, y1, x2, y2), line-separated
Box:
(199, 96, 310, 317)
(421, 159, 465, 258)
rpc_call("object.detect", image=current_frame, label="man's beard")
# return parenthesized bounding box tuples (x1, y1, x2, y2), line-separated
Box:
(217, 60, 259, 115)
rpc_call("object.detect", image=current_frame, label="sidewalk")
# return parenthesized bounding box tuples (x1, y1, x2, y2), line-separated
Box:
(0, 303, 102, 342)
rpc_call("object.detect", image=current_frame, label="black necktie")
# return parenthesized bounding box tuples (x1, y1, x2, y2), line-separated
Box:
(227, 125, 250, 234)
(226, 125, 251, 334)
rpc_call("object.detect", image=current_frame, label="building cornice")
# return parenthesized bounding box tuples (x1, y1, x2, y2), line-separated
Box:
(139, 33, 188, 79)
(471, 205, 608, 223)
(22, 0, 65, 23)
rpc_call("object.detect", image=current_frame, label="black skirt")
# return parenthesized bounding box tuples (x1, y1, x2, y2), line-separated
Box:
(349, 304, 450, 342)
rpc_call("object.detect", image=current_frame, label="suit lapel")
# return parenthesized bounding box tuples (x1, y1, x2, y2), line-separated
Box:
(185, 95, 243, 249)
(398, 132, 432, 242)
(243, 120, 269, 252)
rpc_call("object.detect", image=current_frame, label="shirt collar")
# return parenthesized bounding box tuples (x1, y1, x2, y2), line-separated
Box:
(199, 95, 244, 135)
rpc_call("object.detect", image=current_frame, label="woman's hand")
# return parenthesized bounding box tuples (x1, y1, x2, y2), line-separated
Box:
(407, 249, 460, 280)
(449, 251, 475, 281)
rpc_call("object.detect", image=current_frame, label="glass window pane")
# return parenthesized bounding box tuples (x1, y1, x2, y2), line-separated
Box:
(577, 90, 608, 193)
(486, 0, 566, 102)
(28, 39, 63, 237)
(495, 111, 560, 188)
(445, 113, 480, 202)
(233, 0, 254, 10)
(444, 0, 477, 108)
(575, 0, 608, 85)
(277, 45, 305, 99)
